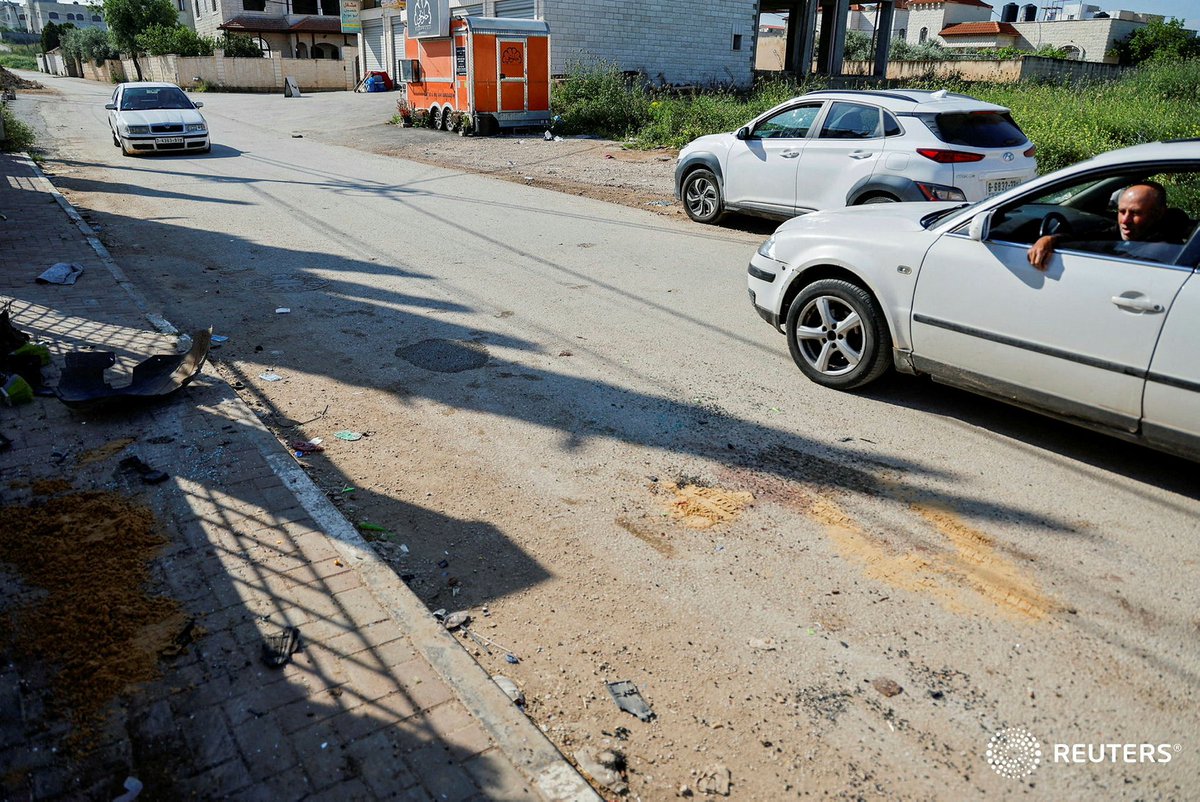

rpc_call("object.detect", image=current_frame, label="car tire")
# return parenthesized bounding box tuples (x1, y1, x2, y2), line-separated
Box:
(859, 193, 898, 204)
(682, 168, 724, 224)
(785, 278, 892, 390)
(111, 127, 120, 147)
(431, 106, 443, 130)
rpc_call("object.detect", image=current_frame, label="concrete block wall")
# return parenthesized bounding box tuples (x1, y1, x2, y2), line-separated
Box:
(541, 0, 759, 86)
(1010, 18, 1144, 63)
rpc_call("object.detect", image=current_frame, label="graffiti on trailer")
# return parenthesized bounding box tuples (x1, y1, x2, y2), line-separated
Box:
(414, 0, 432, 27)
(501, 45, 523, 65)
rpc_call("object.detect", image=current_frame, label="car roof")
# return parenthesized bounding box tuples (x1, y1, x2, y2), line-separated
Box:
(1078, 139, 1200, 168)
(119, 82, 184, 90)
(797, 88, 1010, 114)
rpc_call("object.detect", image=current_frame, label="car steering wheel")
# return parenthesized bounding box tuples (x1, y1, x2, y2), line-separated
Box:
(1040, 211, 1073, 238)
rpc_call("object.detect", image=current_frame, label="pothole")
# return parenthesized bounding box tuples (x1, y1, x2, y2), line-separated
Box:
(396, 338, 490, 373)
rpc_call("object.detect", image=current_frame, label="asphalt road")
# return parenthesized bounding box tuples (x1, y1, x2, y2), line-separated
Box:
(11, 73, 1200, 800)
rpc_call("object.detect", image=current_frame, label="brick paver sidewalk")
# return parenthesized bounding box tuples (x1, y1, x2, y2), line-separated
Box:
(0, 152, 597, 801)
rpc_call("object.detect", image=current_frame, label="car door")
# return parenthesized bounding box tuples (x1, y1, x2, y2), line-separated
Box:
(723, 102, 823, 217)
(909, 178, 1192, 432)
(1143, 269, 1200, 457)
(108, 86, 121, 131)
(794, 101, 885, 212)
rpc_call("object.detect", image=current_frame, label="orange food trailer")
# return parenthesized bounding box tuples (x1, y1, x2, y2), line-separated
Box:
(401, 16, 551, 135)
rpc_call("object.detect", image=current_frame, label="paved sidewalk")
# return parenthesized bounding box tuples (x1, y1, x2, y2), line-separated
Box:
(0, 152, 598, 801)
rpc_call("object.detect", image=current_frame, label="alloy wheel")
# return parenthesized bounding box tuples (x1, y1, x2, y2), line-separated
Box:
(791, 295, 864, 376)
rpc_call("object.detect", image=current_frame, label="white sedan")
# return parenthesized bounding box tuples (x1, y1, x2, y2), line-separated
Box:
(748, 140, 1200, 460)
(106, 82, 210, 156)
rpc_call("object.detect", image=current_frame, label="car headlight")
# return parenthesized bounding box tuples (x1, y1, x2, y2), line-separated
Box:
(185, 123, 206, 133)
(757, 235, 778, 260)
(125, 125, 149, 135)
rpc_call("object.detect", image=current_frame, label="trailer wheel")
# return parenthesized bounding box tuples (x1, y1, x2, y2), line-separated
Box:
(443, 108, 456, 132)
(430, 106, 443, 130)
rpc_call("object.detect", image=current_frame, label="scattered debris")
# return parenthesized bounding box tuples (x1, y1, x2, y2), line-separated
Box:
(210, 335, 229, 347)
(113, 776, 143, 802)
(747, 637, 778, 651)
(573, 748, 628, 795)
(492, 675, 524, 705)
(505, 653, 520, 664)
(36, 262, 85, 285)
(607, 679, 655, 721)
(259, 372, 283, 382)
(645, 200, 672, 207)
(275, 307, 291, 314)
(1, 373, 33, 405)
(56, 331, 212, 410)
(357, 522, 390, 533)
(261, 626, 302, 668)
(118, 455, 170, 485)
(289, 439, 324, 454)
(697, 764, 731, 796)
(871, 677, 904, 698)
(443, 610, 470, 630)
(334, 430, 363, 441)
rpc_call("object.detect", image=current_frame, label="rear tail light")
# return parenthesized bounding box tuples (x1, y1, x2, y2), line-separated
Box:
(915, 182, 967, 202)
(916, 148, 985, 164)
(1023, 145, 1037, 157)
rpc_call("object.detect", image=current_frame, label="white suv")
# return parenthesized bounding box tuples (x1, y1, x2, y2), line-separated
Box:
(675, 88, 1036, 224)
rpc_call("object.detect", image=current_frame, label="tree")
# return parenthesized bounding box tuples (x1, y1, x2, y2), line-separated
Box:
(41, 21, 75, 52)
(215, 33, 263, 57)
(100, 0, 178, 79)
(61, 27, 118, 66)
(1111, 17, 1200, 66)
(136, 23, 213, 56)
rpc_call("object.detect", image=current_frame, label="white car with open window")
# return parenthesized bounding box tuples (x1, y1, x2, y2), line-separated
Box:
(748, 140, 1200, 460)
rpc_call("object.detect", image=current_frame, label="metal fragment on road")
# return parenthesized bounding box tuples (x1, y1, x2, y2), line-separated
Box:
(607, 679, 655, 721)
(493, 675, 524, 705)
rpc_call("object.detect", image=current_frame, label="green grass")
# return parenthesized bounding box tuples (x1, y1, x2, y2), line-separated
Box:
(550, 59, 1200, 175)
(0, 54, 37, 70)
(1, 103, 36, 152)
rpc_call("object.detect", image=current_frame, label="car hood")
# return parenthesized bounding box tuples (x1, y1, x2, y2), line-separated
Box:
(680, 132, 732, 155)
(775, 201, 963, 238)
(117, 109, 205, 126)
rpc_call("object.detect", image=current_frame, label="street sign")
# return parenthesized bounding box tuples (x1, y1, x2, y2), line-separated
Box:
(341, 0, 361, 35)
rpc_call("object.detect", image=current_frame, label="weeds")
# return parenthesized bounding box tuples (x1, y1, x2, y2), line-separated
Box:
(1, 103, 36, 152)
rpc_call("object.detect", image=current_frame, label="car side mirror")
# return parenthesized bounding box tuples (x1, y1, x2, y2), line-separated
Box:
(736, 126, 751, 141)
(104, 103, 116, 110)
(968, 210, 993, 242)
(193, 101, 204, 108)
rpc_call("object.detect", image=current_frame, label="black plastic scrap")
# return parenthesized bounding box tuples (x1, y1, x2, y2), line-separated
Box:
(262, 626, 302, 668)
(56, 330, 211, 410)
(607, 680, 655, 722)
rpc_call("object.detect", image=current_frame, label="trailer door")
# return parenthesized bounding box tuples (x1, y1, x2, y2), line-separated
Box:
(363, 19, 385, 73)
(498, 39, 526, 111)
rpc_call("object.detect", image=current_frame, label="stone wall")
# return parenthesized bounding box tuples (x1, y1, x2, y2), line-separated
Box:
(1009, 18, 1145, 63)
(90, 54, 357, 91)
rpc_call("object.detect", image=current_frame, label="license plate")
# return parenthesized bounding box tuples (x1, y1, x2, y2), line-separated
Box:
(155, 137, 183, 145)
(987, 177, 1021, 196)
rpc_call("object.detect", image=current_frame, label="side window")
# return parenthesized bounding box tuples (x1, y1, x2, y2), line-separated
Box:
(986, 170, 1200, 265)
(753, 104, 821, 139)
(883, 110, 902, 137)
(819, 102, 882, 140)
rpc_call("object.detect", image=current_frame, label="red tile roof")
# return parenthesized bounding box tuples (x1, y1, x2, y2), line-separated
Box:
(939, 20, 1020, 36)
(909, 0, 992, 7)
(219, 15, 342, 33)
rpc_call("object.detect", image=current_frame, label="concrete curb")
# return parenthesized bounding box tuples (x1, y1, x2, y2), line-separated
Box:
(27, 155, 601, 802)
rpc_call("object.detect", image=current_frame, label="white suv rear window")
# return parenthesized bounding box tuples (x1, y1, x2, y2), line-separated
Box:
(924, 112, 1027, 148)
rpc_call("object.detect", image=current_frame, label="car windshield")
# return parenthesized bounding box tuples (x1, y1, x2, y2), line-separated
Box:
(924, 112, 1027, 148)
(120, 87, 193, 111)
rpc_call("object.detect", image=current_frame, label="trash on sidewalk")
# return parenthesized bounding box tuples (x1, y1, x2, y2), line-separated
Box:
(573, 749, 628, 796)
(119, 455, 170, 485)
(1, 374, 33, 405)
(442, 610, 470, 630)
(113, 776, 143, 802)
(871, 677, 904, 698)
(36, 262, 85, 285)
(697, 764, 731, 796)
(504, 653, 520, 664)
(358, 521, 389, 533)
(210, 335, 229, 347)
(334, 430, 362, 441)
(275, 307, 291, 314)
(259, 372, 283, 382)
(492, 674, 524, 705)
(289, 439, 324, 454)
(56, 330, 212, 410)
(607, 679, 655, 721)
(262, 625, 302, 668)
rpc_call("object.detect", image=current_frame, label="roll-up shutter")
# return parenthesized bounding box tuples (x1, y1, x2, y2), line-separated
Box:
(494, 0, 536, 18)
(363, 19, 385, 72)
(389, 16, 405, 73)
(452, 3, 483, 16)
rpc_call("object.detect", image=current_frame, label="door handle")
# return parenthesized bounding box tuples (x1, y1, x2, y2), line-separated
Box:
(848, 150, 873, 159)
(780, 151, 800, 159)
(1111, 295, 1163, 313)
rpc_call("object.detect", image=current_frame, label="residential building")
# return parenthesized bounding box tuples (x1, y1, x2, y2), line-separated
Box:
(197, 0, 356, 61)
(3, 0, 105, 34)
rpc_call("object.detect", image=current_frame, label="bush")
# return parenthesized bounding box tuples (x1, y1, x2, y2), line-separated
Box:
(1, 103, 35, 152)
(216, 34, 263, 58)
(551, 60, 653, 140)
(136, 23, 212, 56)
(61, 27, 117, 65)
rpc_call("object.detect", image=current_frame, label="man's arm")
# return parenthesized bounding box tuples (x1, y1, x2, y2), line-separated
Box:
(1027, 234, 1061, 271)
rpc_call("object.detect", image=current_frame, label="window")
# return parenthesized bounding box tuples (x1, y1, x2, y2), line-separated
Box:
(897, 28, 905, 40)
(212, 0, 216, 11)
(919, 26, 928, 43)
(883, 110, 902, 137)
(985, 170, 1200, 266)
(243, 0, 266, 10)
(732, 33, 743, 50)
(923, 111, 1027, 148)
(753, 103, 822, 139)
(320, 0, 338, 14)
(293, 0, 317, 13)
(819, 102, 882, 139)
(92, 14, 101, 20)
(48, 11, 59, 18)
